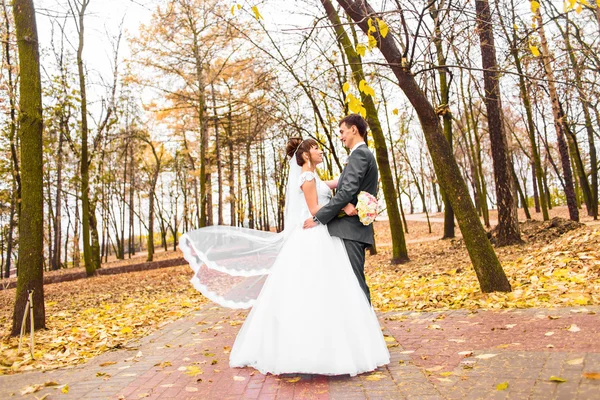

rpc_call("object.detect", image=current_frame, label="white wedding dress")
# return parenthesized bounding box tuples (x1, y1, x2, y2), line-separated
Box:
(226, 171, 390, 376)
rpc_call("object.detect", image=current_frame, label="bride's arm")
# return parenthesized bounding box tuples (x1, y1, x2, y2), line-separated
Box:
(324, 179, 338, 189)
(301, 179, 322, 216)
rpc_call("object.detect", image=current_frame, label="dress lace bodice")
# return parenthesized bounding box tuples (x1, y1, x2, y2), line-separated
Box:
(298, 171, 332, 205)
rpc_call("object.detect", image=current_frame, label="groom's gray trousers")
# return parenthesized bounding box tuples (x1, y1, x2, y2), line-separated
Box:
(313, 145, 378, 306)
(342, 239, 371, 304)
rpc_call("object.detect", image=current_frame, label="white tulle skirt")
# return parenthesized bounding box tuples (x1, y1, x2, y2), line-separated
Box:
(229, 224, 390, 376)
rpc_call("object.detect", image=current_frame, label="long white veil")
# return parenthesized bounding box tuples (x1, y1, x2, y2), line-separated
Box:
(179, 154, 304, 309)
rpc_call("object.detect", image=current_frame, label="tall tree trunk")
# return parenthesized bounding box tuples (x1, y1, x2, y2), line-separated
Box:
(128, 142, 135, 256)
(561, 17, 597, 218)
(245, 142, 254, 229)
(3, 0, 20, 278)
(458, 70, 488, 226)
(64, 211, 70, 268)
(511, 163, 531, 219)
(119, 142, 128, 259)
(212, 83, 224, 225)
(11, 0, 45, 334)
(430, 0, 455, 239)
(531, 161, 540, 212)
(380, 83, 409, 234)
(191, 32, 209, 227)
(53, 128, 65, 269)
(532, 0, 578, 221)
(237, 147, 243, 226)
(260, 141, 270, 231)
(563, 105, 593, 214)
(90, 202, 101, 269)
(227, 102, 236, 227)
(337, 0, 511, 292)
(498, 0, 549, 220)
(72, 181, 80, 268)
(322, 0, 408, 262)
(475, 0, 521, 245)
(74, 0, 95, 275)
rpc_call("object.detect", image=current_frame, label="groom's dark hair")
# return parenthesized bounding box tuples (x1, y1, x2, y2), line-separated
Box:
(340, 114, 368, 138)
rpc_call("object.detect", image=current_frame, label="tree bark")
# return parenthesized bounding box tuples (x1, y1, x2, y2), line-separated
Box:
(322, 0, 408, 262)
(337, 0, 510, 292)
(533, 1, 578, 221)
(2, 0, 19, 279)
(561, 16, 597, 218)
(430, 0, 455, 239)
(73, 0, 95, 276)
(52, 127, 64, 269)
(475, 0, 521, 245)
(11, 0, 45, 334)
(498, 0, 549, 220)
(212, 82, 224, 225)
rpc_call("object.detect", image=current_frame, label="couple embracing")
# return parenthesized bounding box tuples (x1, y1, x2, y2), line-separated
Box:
(181, 114, 390, 376)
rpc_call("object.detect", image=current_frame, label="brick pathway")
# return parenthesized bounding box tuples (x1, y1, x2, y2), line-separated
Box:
(1, 305, 598, 399)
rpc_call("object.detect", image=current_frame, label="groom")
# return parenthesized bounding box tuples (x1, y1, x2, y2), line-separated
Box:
(303, 114, 378, 304)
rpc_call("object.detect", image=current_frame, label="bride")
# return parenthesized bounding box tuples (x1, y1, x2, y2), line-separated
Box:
(180, 137, 389, 376)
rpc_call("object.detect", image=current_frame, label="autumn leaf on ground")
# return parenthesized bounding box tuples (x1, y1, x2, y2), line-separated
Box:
(285, 377, 301, 383)
(365, 372, 386, 381)
(61, 384, 69, 394)
(567, 358, 583, 365)
(549, 376, 567, 382)
(0, 265, 208, 375)
(155, 361, 172, 368)
(475, 354, 497, 359)
(496, 382, 509, 390)
(20, 384, 43, 395)
(99, 361, 117, 367)
(184, 366, 203, 377)
(583, 372, 600, 380)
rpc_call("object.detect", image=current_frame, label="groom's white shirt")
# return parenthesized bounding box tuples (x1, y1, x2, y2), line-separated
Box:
(350, 141, 366, 155)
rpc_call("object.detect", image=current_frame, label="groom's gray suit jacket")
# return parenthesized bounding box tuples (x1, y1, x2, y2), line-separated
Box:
(315, 144, 378, 246)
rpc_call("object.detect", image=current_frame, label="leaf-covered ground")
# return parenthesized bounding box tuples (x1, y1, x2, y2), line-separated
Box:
(1, 207, 598, 375)
(0, 266, 207, 375)
(370, 209, 600, 312)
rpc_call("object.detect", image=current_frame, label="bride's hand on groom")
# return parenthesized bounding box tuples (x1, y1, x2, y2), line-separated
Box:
(342, 203, 357, 216)
(303, 217, 318, 229)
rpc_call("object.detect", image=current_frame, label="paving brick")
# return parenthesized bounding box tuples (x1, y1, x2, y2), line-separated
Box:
(2, 305, 599, 399)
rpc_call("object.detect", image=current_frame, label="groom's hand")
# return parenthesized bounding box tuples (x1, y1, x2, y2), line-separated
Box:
(303, 217, 317, 229)
(342, 203, 357, 216)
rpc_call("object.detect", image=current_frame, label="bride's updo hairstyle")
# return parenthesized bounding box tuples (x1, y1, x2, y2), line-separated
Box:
(286, 137, 318, 166)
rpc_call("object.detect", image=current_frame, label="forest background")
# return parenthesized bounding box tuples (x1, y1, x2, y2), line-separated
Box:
(0, 0, 599, 375)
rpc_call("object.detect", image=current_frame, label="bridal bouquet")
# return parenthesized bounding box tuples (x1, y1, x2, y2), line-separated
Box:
(356, 191, 378, 226)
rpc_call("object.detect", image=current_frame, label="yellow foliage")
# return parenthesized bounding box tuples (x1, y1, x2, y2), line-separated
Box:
(367, 18, 376, 33)
(368, 34, 377, 49)
(359, 79, 376, 97)
(356, 43, 367, 57)
(251, 5, 263, 21)
(529, 45, 540, 57)
(368, 222, 600, 313)
(342, 81, 350, 93)
(377, 18, 389, 38)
